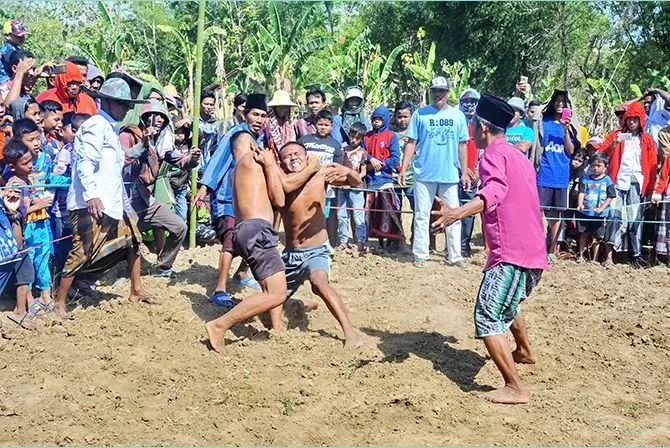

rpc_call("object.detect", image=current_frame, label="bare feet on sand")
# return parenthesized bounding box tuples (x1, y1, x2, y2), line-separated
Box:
(129, 292, 162, 305)
(512, 348, 536, 364)
(481, 385, 529, 404)
(205, 321, 225, 353)
(344, 330, 363, 349)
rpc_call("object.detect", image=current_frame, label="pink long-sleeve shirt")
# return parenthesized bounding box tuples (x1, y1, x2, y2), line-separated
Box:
(477, 137, 549, 272)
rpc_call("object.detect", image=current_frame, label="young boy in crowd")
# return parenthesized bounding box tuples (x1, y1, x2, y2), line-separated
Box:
(51, 112, 88, 272)
(299, 109, 342, 246)
(1, 139, 36, 328)
(167, 121, 192, 221)
(392, 100, 415, 242)
(9, 118, 69, 307)
(40, 99, 64, 157)
(577, 153, 616, 263)
(336, 122, 367, 251)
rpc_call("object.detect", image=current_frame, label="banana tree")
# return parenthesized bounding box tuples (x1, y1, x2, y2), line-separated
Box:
(245, 1, 332, 92)
(157, 24, 226, 115)
(66, 0, 136, 74)
(404, 40, 436, 104)
(359, 44, 403, 107)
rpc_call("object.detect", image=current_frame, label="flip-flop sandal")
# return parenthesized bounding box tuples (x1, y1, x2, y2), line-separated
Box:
(37, 300, 55, 313)
(209, 291, 235, 308)
(28, 301, 47, 319)
(232, 277, 261, 291)
(7, 313, 35, 330)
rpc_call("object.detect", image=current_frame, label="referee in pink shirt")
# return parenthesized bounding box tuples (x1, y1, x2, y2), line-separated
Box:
(432, 94, 548, 404)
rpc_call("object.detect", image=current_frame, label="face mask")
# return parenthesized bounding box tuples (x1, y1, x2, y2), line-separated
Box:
(460, 101, 477, 117)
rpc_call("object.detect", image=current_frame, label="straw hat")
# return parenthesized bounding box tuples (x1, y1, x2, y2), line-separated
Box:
(267, 89, 296, 107)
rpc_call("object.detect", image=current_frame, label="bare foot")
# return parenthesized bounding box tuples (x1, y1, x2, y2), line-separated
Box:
(344, 329, 363, 348)
(300, 297, 319, 312)
(512, 348, 536, 364)
(53, 307, 74, 320)
(205, 321, 225, 353)
(129, 291, 162, 305)
(481, 385, 529, 404)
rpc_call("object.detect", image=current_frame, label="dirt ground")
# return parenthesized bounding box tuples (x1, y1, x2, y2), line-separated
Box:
(0, 231, 669, 445)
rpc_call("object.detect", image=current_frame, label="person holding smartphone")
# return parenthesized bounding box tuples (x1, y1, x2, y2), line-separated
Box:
(535, 89, 579, 260)
(599, 101, 657, 268)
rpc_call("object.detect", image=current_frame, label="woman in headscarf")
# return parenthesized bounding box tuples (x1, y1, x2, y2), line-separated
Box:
(332, 86, 371, 144)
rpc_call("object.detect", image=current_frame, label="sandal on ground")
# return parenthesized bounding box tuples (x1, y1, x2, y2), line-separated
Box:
(7, 313, 35, 330)
(209, 291, 236, 308)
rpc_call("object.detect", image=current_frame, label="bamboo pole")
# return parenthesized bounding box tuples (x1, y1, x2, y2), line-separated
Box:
(189, 0, 206, 249)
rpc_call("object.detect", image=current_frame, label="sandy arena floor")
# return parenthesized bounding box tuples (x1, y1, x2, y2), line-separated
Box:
(0, 235, 669, 445)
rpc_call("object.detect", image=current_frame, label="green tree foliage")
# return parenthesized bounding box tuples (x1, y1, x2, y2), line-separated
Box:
(0, 0, 664, 133)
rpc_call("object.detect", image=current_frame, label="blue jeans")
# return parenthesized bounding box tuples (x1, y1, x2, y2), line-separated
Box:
(336, 189, 367, 244)
(173, 185, 189, 221)
(459, 182, 477, 256)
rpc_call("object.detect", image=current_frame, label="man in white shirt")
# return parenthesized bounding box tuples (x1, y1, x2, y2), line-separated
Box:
(54, 78, 158, 319)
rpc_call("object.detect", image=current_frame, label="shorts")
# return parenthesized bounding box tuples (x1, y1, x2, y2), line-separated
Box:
(538, 186, 568, 211)
(213, 215, 236, 252)
(283, 243, 333, 298)
(232, 219, 284, 282)
(576, 213, 606, 240)
(0, 253, 33, 296)
(474, 262, 543, 339)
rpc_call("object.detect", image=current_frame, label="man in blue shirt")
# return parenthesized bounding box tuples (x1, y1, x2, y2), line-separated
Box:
(505, 96, 535, 155)
(0, 20, 28, 86)
(399, 76, 470, 269)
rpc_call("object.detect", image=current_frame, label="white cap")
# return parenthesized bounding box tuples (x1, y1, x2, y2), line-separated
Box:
(345, 87, 364, 100)
(430, 76, 450, 90)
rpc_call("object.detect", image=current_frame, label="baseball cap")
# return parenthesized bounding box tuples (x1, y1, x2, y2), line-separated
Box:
(430, 76, 450, 90)
(3, 19, 28, 37)
(507, 96, 526, 113)
(345, 87, 364, 101)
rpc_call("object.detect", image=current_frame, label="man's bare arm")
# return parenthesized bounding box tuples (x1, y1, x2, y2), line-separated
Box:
(324, 164, 363, 188)
(276, 157, 321, 193)
(254, 150, 285, 208)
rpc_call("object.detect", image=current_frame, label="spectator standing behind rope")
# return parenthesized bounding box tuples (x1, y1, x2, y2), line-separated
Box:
(599, 101, 657, 268)
(120, 99, 198, 278)
(399, 76, 470, 270)
(294, 88, 326, 140)
(53, 77, 159, 319)
(364, 105, 402, 251)
(536, 89, 579, 259)
(35, 61, 97, 115)
(458, 88, 481, 259)
(0, 19, 28, 87)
